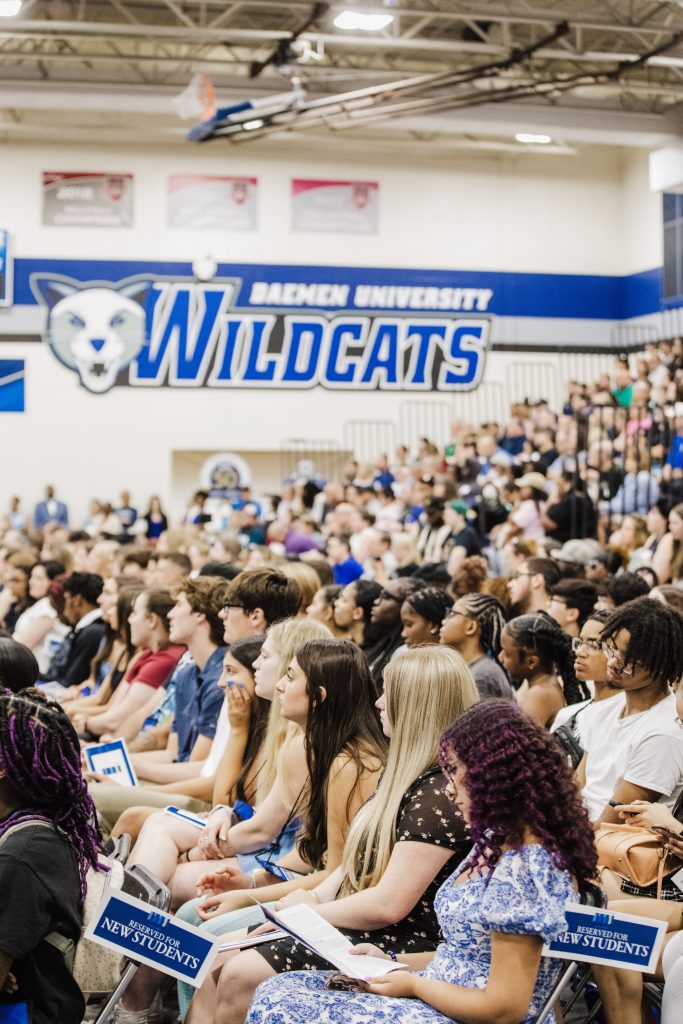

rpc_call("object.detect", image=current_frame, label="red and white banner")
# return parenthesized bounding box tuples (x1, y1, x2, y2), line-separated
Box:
(291, 179, 378, 234)
(167, 175, 258, 230)
(42, 172, 133, 227)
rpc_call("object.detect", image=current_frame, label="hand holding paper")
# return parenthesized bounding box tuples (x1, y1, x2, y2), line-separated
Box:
(260, 903, 406, 981)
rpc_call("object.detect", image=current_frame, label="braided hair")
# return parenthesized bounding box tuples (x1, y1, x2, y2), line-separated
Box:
(458, 593, 507, 659)
(0, 689, 102, 898)
(403, 587, 453, 627)
(601, 597, 683, 690)
(507, 611, 589, 704)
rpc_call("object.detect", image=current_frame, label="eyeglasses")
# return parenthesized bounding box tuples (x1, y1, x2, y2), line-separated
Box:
(571, 636, 603, 654)
(601, 642, 636, 675)
(377, 590, 403, 603)
(222, 602, 245, 612)
(444, 608, 471, 621)
(510, 571, 533, 581)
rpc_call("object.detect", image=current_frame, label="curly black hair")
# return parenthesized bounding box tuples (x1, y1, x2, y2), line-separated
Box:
(601, 597, 683, 689)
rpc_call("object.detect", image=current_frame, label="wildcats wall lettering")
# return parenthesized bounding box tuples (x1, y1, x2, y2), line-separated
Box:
(31, 273, 490, 394)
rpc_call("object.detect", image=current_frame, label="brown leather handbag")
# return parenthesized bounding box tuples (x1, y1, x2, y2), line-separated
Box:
(595, 821, 679, 898)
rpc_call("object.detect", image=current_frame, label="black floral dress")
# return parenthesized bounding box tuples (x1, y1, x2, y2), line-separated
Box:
(255, 766, 470, 972)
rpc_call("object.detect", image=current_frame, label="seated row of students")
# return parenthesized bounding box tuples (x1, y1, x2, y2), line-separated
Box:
(1, 555, 683, 1023)
(0, 593, 682, 1024)
(107, 632, 601, 1024)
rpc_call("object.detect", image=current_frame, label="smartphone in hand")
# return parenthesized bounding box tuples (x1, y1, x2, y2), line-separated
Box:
(650, 825, 683, 842)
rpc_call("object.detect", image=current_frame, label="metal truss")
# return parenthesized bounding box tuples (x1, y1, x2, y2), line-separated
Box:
(3, 1, 683, 130)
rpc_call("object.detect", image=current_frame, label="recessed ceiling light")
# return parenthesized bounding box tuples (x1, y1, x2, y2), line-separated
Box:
(243, 119, 265, 131)
(515, 132, 552, 144)
(333, 10, 395, 31)
(0, 0, 22, 16)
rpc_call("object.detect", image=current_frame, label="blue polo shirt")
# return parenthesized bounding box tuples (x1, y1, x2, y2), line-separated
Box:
(172, 646, 226, 762)
(666, 434, 683, 472)
(333, 556, 364, 585)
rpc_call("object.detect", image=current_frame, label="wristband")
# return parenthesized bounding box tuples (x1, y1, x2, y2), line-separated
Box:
(388, 951, 397, 962)
(210, 804, 232, 816)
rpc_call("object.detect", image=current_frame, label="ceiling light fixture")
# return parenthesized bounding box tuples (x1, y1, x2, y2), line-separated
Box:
(333, 10, 395, 31)
(515, 132, 552, 144)
(243, 119, 265, 131)
(0, 0, 22, 16)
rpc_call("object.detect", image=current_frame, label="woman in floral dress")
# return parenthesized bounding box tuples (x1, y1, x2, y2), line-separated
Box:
(245, 699, 598, 1024)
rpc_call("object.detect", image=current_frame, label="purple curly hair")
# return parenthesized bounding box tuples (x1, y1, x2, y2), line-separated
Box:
(439, 699, 597, 893)
(0, 688, 102, 898)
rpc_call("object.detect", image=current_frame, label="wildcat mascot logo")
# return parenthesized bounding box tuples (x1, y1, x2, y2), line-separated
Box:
(31, 274, 149, 394)
(29, 271, 490, 395)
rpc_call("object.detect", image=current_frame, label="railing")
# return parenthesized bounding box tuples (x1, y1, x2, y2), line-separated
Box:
(343, 420, 397, 465)
(451, 381, 506, 425)
(279, 438, 343, 486)
(398, 399, 451, 449)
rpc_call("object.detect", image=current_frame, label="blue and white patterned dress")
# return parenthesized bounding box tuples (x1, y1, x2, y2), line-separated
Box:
(245, 844, 575, 1024)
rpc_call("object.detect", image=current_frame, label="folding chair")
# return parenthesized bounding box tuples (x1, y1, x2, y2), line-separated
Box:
(102, 833, 131, 865)
(531, 881, 607, 1024)
(89, 864, 171, 1024)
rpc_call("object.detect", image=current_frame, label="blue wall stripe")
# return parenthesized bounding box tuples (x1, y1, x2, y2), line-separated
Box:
(8, 258, 671, 322)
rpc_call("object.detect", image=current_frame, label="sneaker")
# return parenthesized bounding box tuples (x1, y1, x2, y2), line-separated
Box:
(112, 1010, 149, 1024)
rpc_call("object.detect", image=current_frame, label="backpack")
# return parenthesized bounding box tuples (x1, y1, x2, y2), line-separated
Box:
(552, 699, 593, 770)
(0, 820, 126, 996)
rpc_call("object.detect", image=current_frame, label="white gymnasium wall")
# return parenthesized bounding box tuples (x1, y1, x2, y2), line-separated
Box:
(0, 142, 663, 523)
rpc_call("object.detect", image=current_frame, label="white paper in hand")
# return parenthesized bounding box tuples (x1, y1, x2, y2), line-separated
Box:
(261, 903, 406, 980)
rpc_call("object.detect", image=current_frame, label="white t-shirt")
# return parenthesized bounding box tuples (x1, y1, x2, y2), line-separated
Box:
(581, 692, 683, 820)
(550, 697, 593, 734)
(200, 698, 231, 779)
(13, 597, 69, 675)
(511, 499, 546, 540)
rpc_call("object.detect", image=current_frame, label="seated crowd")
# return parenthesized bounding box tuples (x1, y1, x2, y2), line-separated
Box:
(0, 344, 682, 1024)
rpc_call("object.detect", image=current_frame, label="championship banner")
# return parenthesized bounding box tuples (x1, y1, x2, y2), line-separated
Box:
(42, 172, 133, 227)
(167, 175, 257, 230)
(0, 230, 12, 306)
(292, 179, 378, 234)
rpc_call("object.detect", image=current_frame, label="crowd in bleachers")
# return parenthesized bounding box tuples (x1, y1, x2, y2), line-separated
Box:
(0, 341, 682, 1024)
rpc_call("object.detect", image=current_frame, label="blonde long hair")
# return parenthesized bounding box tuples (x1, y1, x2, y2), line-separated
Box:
(339, 645, 478, 895)
(256, 617, 332, 800)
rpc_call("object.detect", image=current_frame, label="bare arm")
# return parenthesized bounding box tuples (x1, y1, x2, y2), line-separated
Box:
(517, 687, 564, 729)
(128, 721, 171, 754)
(102, 689, 167, 745)
(0, 949, 13, 990)
(134, 733, 211, 784)
(595, 780, 671, 825)
(316, 842, 453, 930)
(366, 932, 544, 1024)
(14, 615, 53, 651)
(447, 545, 468, 578)
(575, 752, 587, 791)
(212, 688, 252, 806)
(85, 683, 159, 737)
(652, 533, 673, 585)
(132, 733, 179, 774)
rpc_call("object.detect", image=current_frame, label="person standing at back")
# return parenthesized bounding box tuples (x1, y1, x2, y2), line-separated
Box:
(34, 485, 69, 532)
